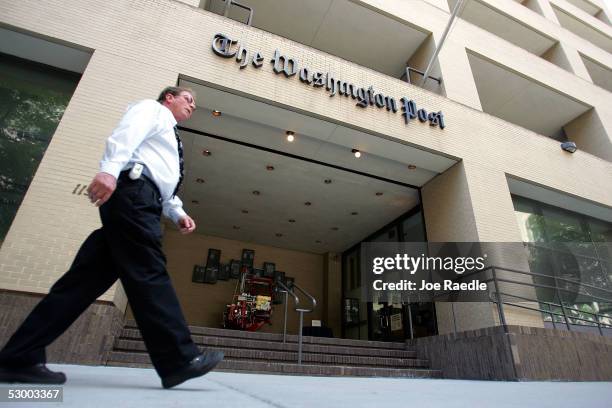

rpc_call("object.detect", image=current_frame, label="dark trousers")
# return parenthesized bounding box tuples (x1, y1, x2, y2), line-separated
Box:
(0, 175, 199, 377)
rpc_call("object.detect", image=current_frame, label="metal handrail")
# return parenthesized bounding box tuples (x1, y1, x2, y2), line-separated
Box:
(446, 265, 612, 297)
(276, 280, 300, 344)
(292, 283, 317, 312)
(431, 264, 612, 336)
(275, 280, 317, 364)
(489, 266, 611, 336)
(291, 283, 316, 365)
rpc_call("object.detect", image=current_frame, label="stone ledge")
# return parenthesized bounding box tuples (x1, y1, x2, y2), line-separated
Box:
(0, 290, 124, 365)
(409, 325, 612, 381)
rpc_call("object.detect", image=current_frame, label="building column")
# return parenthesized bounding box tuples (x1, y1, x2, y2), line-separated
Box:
(557, 42, 593, 82)
(529, 0, 561, 23)
(323, 252, 342, 337)
(421, 161, 543, 334)
(0, 49, 178, 362)
(437, 39, 483, 111)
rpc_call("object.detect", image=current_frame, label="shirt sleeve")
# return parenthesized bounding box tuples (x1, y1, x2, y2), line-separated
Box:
(162, 194, 187, 225)
(99, 100, 160, 178)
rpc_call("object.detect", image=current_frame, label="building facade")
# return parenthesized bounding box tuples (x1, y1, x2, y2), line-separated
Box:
(0, 0, 611, 379)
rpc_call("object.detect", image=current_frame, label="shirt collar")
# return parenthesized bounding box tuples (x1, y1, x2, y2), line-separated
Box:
(159, 102, 178, 127)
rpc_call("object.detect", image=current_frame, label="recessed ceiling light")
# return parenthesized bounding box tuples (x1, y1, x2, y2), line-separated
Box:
(212, 110, 222, 117)
(331, 227, 339, 231)
(375, 192, 383, 196)
(196, 178, 205, 184)
(351, 212, 358, 215)
(351, 149, 361, 158)
(286, 130, 295, 142)
(407, 164, 417, 170)
(266, 165, 275, 171)
(241, 209, 249, 214)
(191, 200, 199, 204)
(324, 179, 332, 184)
(288, 219, 295, 223)
(202, 150, 212, 156)
(304, 201, 312, 206)
(233, 225, 240, 230)
(275, 233, 283, 237)
(252, 190, 261, 195)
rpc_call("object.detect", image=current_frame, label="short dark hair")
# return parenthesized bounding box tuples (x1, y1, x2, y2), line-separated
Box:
(157, 86, 195, 103)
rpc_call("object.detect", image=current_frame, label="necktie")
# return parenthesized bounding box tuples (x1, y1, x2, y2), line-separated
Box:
(172, 126, 184, 197)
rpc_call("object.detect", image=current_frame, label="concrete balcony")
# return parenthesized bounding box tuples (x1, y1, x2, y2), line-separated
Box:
(202, 0, 435, 81)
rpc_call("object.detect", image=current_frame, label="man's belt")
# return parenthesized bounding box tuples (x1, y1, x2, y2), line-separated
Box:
(119, 164, 161, 198)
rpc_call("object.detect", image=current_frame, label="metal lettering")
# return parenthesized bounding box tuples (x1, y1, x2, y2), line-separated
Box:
(417, 109, 428, 122)
(356, 88, 368, 107)
(271, 50, 298, 77)
(326, 74, 336, 97)
(312, 72, 325, 87)
(299, 68, 312, 84)
(337, 81, 350, 97)
(428, 111, 446, 129)
(252, 52, 264, 68)
(385, 96, 397, 113)
(367, 86, 375, 106)
(236, 46, 248, 69)
(400, 98, 417, 124)
(374, 93, 385, 108)
(212, 33, 238, 58)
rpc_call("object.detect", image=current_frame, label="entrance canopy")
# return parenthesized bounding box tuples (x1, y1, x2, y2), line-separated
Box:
(178, 81, 457, 253)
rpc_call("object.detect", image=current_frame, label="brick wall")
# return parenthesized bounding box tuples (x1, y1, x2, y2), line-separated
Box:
(0, 290, 124, 365)
(410, 325, 612, 380)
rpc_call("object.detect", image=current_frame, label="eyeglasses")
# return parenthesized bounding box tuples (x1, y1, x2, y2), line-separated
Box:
(177, 93, 196, 108)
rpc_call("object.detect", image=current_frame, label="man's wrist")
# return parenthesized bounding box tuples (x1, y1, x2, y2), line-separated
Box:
(99, 162, 123, 179)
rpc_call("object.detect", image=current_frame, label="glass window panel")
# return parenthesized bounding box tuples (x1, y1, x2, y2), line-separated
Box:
(515, 211, 546, 242)
(401, 212, 425, 242)
(541, 206, 589, 242)
(0, 53, 80, 244)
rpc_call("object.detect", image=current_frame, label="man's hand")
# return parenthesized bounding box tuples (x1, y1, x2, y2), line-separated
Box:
(178, 215, 196, 234)
(87, 172, 117, 207)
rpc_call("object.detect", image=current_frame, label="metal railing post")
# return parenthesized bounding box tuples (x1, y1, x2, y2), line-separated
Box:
(283, 291, 288, 344)
(492, 267, 507, 328)
(298, 310, 304, 365)
(407, 303, 414, 340)
(553, 277, 572, 331)
(596, 313, 604, 336)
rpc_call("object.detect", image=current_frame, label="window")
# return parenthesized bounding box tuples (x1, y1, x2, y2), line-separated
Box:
(0, 53, 80, 245)
(512, 195, 612, 330)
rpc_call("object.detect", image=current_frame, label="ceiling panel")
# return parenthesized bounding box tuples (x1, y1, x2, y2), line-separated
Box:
(177, 81, 456, 253)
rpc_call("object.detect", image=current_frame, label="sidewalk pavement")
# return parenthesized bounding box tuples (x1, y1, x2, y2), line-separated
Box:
(1, 364, 611, 408)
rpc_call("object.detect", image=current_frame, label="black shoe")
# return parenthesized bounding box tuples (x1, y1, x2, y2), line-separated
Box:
(0, 364, 66, 384)
(161, 351, 224, 389)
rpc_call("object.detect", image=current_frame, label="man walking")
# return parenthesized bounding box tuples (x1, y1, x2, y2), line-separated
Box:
(0, 86, 223, 389)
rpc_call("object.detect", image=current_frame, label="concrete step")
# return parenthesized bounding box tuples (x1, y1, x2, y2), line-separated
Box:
(119, 329, 416, 359)
(107, 352, 441, 378)
(123, 320, 407, 350)
(112, 341, 428, 368)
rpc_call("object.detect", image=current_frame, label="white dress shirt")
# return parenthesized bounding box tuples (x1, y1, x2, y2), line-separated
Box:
(100, 99, 186, 224)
